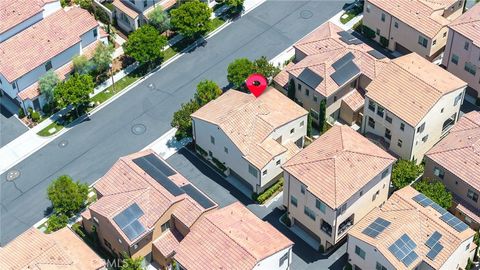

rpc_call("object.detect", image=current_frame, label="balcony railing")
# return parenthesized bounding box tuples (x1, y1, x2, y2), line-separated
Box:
(321, 221, 332, 237)
(337, 216, 354, 236)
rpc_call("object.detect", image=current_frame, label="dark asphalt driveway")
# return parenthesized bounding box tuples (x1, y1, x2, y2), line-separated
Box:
(167, 149, 348, 270)
(0, 104, 27, 147)
(0, 0, 346, 245)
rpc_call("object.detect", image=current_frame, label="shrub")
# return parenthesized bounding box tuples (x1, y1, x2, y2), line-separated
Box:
(252, 178, 284, 204)
(287, 79, 296, 100)
(46, 213, 68, 233)
(352, 19, 363, 32)
(391, 160, 423, 189)
(380, 36, 389, 47)
(363, 25, 376, 39)
(413, 178, 453, 209)
(319, 244, 325, 253)
(94, 7, 110, 24)
(466, 258, 473, 270)
(72, 223, 86, 238)
(281, 213, 291, 227)
(18, 108, 25, 118)
(195, 145, 208, 156)
(212, 157, 227, 172)
(31, 111, 41, 122)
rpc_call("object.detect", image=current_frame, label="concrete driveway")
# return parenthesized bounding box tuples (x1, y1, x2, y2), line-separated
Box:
(0, 104, 28, 147)
(167, 148, 348, 270)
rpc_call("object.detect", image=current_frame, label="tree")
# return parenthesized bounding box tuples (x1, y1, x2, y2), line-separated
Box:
(121, 255, 144, 270)
(39, 70, 60, 104)
(227, 58, 253, 90)
(170, 0, 212, 39)
(72, 55, 92, 74)
(194, 80, 222, 106)
(148, 6, 171, 33)
(46, 213, 68, 233)
(123, 25, 167, 66)
(307, 113, 312, 137)
(413, 178, 453, 209)
(391, 160, 424, 189)
(318, 99, 326, 132)
(287, 79, 296, 100)
(252, 56, 278, 79)
(47, 175, 88, 216)
(54, 73, 94, 116)
(92, 42, 114, 73)
(171, 100, 200, 139)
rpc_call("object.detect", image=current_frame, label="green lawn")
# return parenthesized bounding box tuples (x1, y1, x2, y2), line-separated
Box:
(210, 18, 226, 32)
(37, 121, 64, 137)
(340, 6, 363, 24)
(90, 74, 140, 104)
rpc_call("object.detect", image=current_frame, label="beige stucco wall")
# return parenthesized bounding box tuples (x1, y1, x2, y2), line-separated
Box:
(347, 235, 396, 270)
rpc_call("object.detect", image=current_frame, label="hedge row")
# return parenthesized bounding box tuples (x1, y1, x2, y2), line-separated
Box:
(252, 177, 284, 204)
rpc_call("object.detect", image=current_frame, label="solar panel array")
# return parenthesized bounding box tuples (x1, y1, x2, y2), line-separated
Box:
(338, 31, 363, 45)
(113, 203, 146, 241)
(424, 231, 444, 260)
(412, 194, 447, 215)
(182, 184, 215, 209)
(388, 234, 419, 267)
(440, 212, 469, 232)
(331, 61, 360, 86)
(332, 52, 355, 70)
(426, 242, 444, 260)
(362, 217, 391, 238)
(133, 155, 185, 196)
(298, 68, 324, 88)
(425, 231, 442, 248)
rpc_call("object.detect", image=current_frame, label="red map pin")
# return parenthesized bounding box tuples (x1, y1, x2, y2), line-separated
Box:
(246, 74, 267, 98)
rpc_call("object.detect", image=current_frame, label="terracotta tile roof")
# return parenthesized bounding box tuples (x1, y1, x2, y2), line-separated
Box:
(367, 0, 455, 38)
(0, 227, 105, 270)
(17, 40, 101, 101)
(453, 193, 480, 224)
(153, 229, 183, 257)
(0, 7, 98, 83)
(288, 22, 390, 97)
(174, 202, 293, 270)
(349, 186, 475, 270)
(191, 88, 307, 169)
(283, 125, 396, 208)
(366, 53, 466, 127)
(449, 3, 480, 47)
(426, 111, 480, 192)
(0, 0, 45, 34)
(172, 197, 211, 228)
(145, 0, 177, 16)
(273, 62, 293, 89)
(113, 0, 139, 19)
(342, 88, 365, 112)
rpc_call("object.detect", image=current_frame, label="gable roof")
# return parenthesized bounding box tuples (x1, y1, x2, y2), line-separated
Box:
(449, 3, 480, 46)
(367, 0, 455, 38)
(174, 202, 293, 270)
(0, 227, 105, 270)
(0, 0, 46, 35)
(349, 186, 475, 270)
(191, 88, 307, 168)
(283, 125, 396, 208)
(0, 7, 98, 83)
(426, 111, 480, 192)
(366, 53, 466, 127)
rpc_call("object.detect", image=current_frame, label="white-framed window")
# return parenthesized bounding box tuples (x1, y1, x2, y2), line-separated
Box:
(224, 146, 228, 154)
(210, 135, 215, 144)
(45, 60, 52, 71)
(465, 62, 477, 76)
(316, 199, 326, 213)
(355, 245, 366, 259)
(381, 13, 385, 22)
(300, 121, 304, 127)
(381, 168, 389, 178)
(262, 169, 268, 176)
(93, 216, 99, 224)
(418, 35, 428, 48)
(279, 252, 289, 267)
(394, 21, 398, 28)
(467, 189, 478, 202)
(397, 139, 403, 148)
(433, 39, 436, 45)
(451, 54, 459, 65)
(291, 195, 298, 207)
(376, 28, 380, 35)
(300, 185, 305, 194)
(417, 123, 425, 133)
(161, 221, 170, 232)
(305, 89, 310, 96)
(337, 203, 347, 215)
(248, 164, 258, 178)
(368, 117, 375, 129)
(400, 122, 405, 131)
(276, 159, 281, 166)
(454, 92, 463, 106)
(464, 41, 470, 50)
(304, 206, 316, 221)
(376, 262, 387, 270)
(377, 106, 384, 118)
(290, 128, 295, 134)
(422, 135, 428, 142)
(93, 28, 98, 38)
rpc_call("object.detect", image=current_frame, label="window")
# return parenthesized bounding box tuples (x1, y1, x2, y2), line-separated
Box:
(290, 128, 295, 134)
(422, 135, 428, 142)
(310, 109, 319, 120)
(161, 221, 170, 232)
(262, 170, 267, 176)
(443, 32, 447, 38)
(304, 206, 316, 221)
(368, 100, 376, 112)
(143, 0, 148, 7)
(464, 41, 469, 50)
(291, 196, 298, 207)
(334, 96, 337, 102)
(297, 83, 302, 91)
(301, 185, 305, 194)
(93, 28, 98, 38)
(465, 62, 477, 76)
(0, 77, 2, 84)
(433, 167, 445, 179)
(377, 106, 384, 118)
(432, 39, 436, 45)
(376, 262, 387, 270)
(104, 239, 112, 250)
(305, 89, 310, 96)
(372, 190, 380, 201)
(466, 243, 471, 250)
(45, 60, 52, 71)
(394, 21, 398, 28)
(224, 147, 228, 153)
(337, 203, 347, 215)
(93, 217, 99, 224)
(210, 135, 215, 144)
(360, 190, 363, 196)
(376, 28, 380, 35)
(381, 168, 389, 178)
(454, 92, 463, 106)
(208, 151, 212, 157)
(451, 54, 459, 65)
(276, 159, 281, 166)
(386, 114, 392, 123)
(279, 252, 289, 267)
(381, 13, 385, 22)
(314, 95, 318, 102)
(355, 245, 366, 259)
(384, 128, 391, 140)
(316, 199, 326, 213)
(248, 164, 258, 178)
(368, 117, 375, 129)
(397, 139, 403, 148)
(300, 121, 304, 127)
(467, 189, 478, 202)
(417, 123, 425, 133)
(12, 81, 16, 89)
(400, 123, 405, 131)
(441, 108, 444, 113)
(418, 35, 428, 48)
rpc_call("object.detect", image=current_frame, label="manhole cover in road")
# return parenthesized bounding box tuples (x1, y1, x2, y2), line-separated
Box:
(6, 169, 20, 181)
(131, 123, 147, 135)
(58, 140, 68, 148)
(300, 10, 313, 19)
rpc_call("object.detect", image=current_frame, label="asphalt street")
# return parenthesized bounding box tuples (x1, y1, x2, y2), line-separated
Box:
(0, 104, 27, 147)
(0, 0, 346, 245)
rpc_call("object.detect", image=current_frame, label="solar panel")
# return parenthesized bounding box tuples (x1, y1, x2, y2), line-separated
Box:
(133, 156, 185, 196)
(144, 153, 175, 176)
(362, 217, 391, 238)
(298, 68, 324, 88)
(181, 184, 215, 209)
(440, 212, 468, 232)
(338, 31, 363, 45)
(123, 220, 146, 241)
(425, 231, 442, 248)
(367, 49, 387, 59)
(332, 52, 355, 70)
(330, 61, 360, 86)
(426, 243, 444, 260)
(388, 234, 417, 262)
(402, 251, 419, 267)
(113, 203, 146, 241)
(430, 202, 447, 215)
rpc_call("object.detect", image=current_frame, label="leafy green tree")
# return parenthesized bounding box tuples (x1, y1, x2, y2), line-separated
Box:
(307, 113, 312, 137)
(319, 99, 326, 132)
(47, 175, 88, 216)
(92, 42, 114, 73)
(413, 178, 453, 209)
(287, 79, 296, 100)
(171, 100, 200, 139)
(72, 55, 92, 74)
(170, 0, 212, 39)
(75, 0, 94, 13)
(194, 80, 222, 106)
(123, 25, 167, 66)
(121, 255, 144, 270)
(39, 70, 60, 104)
(227, 58, 253, 90)
(252, 56, 278, 79)
(46, 213, 68, 233)
(391, 160, 424, 189)
(54, 73, 94, 116)
(148, 6, 171, 33)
